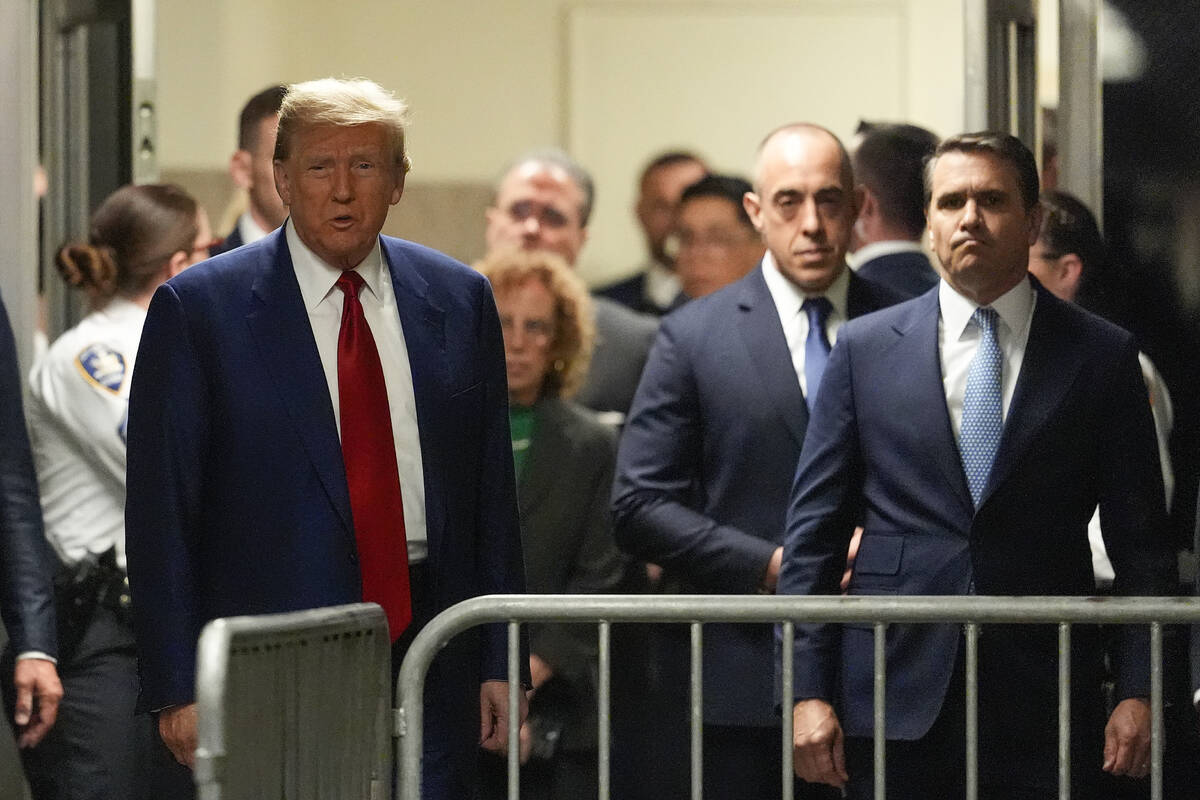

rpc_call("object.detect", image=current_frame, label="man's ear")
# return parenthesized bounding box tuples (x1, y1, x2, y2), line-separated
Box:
(743, 191, 764, 233)
(1026, 202, 1044, 247)
(852, 185, 869, 220)
(230, 150, 253, 190)
(391, 164, 406, 206)
(166, 250, 190, 280)
(1058, 253, 1083, 298)
(273, 160, 291, 207)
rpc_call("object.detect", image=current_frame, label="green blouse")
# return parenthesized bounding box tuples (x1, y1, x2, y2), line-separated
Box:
(509, 404, 536, 480)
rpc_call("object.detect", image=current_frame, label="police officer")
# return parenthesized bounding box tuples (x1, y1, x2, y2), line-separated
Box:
(15, 184, 209, 800)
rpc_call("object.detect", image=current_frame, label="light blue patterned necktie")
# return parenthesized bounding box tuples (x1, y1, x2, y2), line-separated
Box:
(960, 307, 1002, 507)
(802, 297, 832, 411)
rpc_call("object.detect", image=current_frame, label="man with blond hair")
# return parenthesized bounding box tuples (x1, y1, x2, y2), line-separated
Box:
(126, 77, 528, 798)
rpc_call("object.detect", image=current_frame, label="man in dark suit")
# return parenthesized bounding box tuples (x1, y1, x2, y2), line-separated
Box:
(597, 151, 708, 315)
(208, 84, 288, 257)
(612, 123, 902, 800)
(125, 77, 528, 799)
(849, 122, 940, 298)
(779, 132, 1176, 799)
(484, 149, 657, 417)
(0, 294, 61, 750)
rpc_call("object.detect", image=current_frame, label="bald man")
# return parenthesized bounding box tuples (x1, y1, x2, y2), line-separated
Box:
(613, 124, 903, 799)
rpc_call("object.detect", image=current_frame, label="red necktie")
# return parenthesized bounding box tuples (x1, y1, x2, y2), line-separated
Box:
(335, 271, 412, 640)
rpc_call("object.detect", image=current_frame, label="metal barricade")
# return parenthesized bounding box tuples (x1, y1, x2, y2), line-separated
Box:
(195, 602, 392, 800)
(396, 594, 1200, 800)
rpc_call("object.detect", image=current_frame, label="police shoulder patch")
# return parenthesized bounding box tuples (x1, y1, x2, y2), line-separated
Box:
(76, 344, 127, 393)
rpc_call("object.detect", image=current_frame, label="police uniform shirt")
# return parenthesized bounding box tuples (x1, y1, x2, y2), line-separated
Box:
(27, 297, 146, 570)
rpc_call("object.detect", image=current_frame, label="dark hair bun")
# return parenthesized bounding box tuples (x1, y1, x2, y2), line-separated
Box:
(55, 243, 118, 295)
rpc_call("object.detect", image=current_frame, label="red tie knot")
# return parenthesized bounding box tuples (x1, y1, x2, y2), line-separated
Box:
(336, 270, 365, 299)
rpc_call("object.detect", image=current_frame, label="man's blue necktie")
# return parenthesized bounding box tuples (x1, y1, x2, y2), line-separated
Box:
(960, 307, 1003, 507)
(802, 297, 833, 411)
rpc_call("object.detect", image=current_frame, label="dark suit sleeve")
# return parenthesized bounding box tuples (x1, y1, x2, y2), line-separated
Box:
(125, 283, 209, 710)
(531, 421, 627, 684)
(472, 280, 531, 685)
(613, 317, 778, 593)
(776, 333, 864, 703)
(1193, 483, 1200, 702)
(1096, 337, 1177, 702)
(0, 295, 56, 657)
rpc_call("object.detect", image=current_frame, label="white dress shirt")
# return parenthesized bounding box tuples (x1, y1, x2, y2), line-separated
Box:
(938, 276, 1036, 444)
(286, 221, 428, 563)
(760, 251, 851, 397)
(237, 211, 272, 246)
(644, 261, 682, 310)
(849, 239, 927, 269)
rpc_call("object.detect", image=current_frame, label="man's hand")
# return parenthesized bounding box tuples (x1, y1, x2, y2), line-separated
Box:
(1103, 697, 1151, 779)
(479, 680, 529, 756)
(159, 703, 198, 769)
(792, 698, 848, 789)
(12, 658, 62, 748)
(529, 655, 554, 692)
(762, 547, 784, 593)
(841, 527, 864, 592)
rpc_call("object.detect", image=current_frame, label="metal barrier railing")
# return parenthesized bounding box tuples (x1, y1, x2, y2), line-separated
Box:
(195, 603, 392, 800)
(396, 594, 1200, 800)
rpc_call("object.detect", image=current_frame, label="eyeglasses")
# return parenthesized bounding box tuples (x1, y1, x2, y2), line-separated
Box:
(671, 229, 760, 251)
(499, 316, 556, 344)
(506, 200, 572, 230)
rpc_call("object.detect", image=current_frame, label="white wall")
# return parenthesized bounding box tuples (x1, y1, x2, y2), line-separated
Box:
(157, 0, 966, 283)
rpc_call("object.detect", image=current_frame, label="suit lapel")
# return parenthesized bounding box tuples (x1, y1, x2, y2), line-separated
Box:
(979, 287, 1083, 507)
(736, 266, 809, 447)
(245, 231, 354, 534)
(896, 290, 976, 516)
(380, 239, 449, 556)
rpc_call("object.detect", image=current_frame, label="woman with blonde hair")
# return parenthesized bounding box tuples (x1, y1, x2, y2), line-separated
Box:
(476, 249, 632, 800)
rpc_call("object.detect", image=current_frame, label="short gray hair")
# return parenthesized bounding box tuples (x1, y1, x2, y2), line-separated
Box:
(274, 77, 411, 172)
(496, 148, 595, 227)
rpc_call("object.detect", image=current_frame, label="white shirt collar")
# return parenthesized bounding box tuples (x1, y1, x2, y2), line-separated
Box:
(939, 274, 1035, 341)
(237, 211, 272, 246)
(644, 260, 681, 308)
(760, 249, 851, 320)
(850, 239, 926, 268)
(285, 219, 386, 313)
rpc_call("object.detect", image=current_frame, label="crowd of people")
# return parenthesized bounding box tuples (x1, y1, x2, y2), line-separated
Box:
(0, 75, 1197, 800)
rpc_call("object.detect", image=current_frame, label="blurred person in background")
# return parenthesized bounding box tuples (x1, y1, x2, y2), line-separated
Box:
(849, 121, 940, 298)
(476, 249, 634, 800)
(485, 149, 658, 418)
(669, 174, 763, 306)
(6, 183, 208, 800)
(598, 151, 708, 315)
(209, 84, 288, 256)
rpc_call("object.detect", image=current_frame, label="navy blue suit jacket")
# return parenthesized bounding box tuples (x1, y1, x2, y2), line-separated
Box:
(125, 230, 527, 715)
(612, 264, 902, 726)
(0, 294, 57, 656)
(779, 282, 1175, 754)
(206, 225, 244, 258)
(854, 248, 939, 299)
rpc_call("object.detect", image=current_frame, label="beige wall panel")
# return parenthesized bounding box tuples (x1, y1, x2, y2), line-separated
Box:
(156, 0, 965, 282)
(568, 2, 920, 282)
